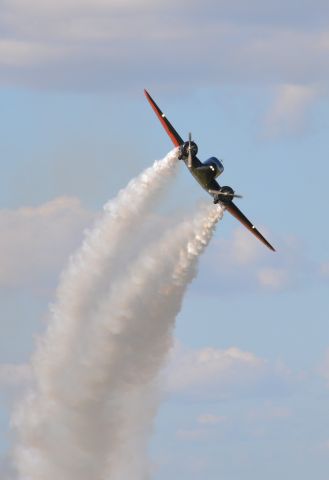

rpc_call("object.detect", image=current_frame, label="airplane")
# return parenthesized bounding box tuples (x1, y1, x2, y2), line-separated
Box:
(144, 89, 275, 252)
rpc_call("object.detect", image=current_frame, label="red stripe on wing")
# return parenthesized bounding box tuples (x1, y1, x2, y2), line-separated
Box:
(144, 89, 184, 148)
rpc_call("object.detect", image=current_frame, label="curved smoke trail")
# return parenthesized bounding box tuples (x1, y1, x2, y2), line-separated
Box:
(12, 150, 223, 480)
(99, 204, 223, 480)
(31, 149, 178, 387)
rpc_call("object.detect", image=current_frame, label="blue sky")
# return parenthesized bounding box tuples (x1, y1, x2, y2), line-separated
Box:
(0, 1, 329, 479)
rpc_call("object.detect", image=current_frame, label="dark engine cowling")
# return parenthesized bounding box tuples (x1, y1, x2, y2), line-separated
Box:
(203, 157, 224, 178)
(178, 141, 198, 159)
(213, 185, 235, 204)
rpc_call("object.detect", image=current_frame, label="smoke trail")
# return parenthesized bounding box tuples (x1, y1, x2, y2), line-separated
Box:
(98, 204, 223, 480)
(12, 151, 223, 480)
(31, 149, 178, 389)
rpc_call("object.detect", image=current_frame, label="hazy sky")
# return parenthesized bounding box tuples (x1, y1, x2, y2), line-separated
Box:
(1, 1, 329, 479)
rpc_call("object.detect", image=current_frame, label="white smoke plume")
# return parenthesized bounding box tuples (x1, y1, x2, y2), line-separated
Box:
(12, 150, 223, 480)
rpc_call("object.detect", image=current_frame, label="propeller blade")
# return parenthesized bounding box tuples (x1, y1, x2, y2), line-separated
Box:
(187, 132, 192, 168)
(208, 189, 243, 199)
(187, 149, 192, 168)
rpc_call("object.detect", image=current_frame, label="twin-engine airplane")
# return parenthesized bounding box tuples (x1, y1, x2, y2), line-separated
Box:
(144, 89, 275, 252)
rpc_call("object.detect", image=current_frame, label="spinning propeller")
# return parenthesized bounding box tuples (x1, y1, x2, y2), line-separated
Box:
(187, 132, 193, 168)
(208, 189, 243, 199)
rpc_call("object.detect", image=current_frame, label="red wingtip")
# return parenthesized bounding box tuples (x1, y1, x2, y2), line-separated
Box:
(143, 89, 183, 147)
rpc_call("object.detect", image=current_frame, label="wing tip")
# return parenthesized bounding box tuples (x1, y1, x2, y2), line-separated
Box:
(263, 238, 276, 252)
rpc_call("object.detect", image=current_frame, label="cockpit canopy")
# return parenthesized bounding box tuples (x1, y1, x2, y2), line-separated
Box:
(203, 157, 224, 178)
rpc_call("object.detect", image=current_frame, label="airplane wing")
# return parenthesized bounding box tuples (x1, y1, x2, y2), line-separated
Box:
(144, 89, 184, 147)
(224, 201, 275, 251)
(145, 89, 275, 252)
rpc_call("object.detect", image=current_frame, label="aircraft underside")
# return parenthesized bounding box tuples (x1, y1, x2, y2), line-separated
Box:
(144, 89, 275, 252)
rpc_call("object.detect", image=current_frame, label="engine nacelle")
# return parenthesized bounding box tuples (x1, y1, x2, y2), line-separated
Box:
(203, 157, 224, 178)
(178, 141, 198, 159)
(213, 185, 235, 204)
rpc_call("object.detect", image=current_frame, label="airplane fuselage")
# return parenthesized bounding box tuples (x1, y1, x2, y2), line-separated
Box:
(186, 157, 223, 193)
(178, 141, 233, 203)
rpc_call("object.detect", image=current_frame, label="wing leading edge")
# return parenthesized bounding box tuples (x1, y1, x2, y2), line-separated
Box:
(144, 90, 183, 147)
(144, 89, 275, 252)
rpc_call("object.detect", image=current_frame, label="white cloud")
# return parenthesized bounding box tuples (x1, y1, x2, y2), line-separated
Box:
(264, 84, 317, 137)
(197, 413, 226, 425)
(318, 349, 329, 386)
(0, 1, 328, 92)
(207, 226, 269, 274)
(176, 428, 207, 441)
(0, 455, 17, 480)
(166, 343, 292, 401)
(317, 439, 329, 453)
(197, 226, 309, 294)
(247, 403, 292, 421)
(0, 363, 32, 406)
(319, 261, 329, 278)
(0, 364, 32, 480)
(175, 413, 226, 443)
(0, 197, 94, 290)
(168, 345, 263, 394)
(0, 363, 31, 388)
(225, 228, 261, 266)
(257, 267, 289, 290)
(0, 40, 65, 66)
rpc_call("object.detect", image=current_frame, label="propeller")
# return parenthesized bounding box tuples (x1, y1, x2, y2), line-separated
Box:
(208, 189, 243, 199)
(187, 132, 193, 168)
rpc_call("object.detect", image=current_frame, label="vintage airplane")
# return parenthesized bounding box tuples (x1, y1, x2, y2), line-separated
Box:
(144, 89, 275, 252)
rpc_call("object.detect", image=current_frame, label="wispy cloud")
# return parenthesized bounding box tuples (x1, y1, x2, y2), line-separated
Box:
(176, 428, 207, 441)
(247, 402, 292, 421)
(264, 84, 318, 137)
(175, 413, 226, 444)
(0, 363, 32, 412)
(197, 226, 314, 294)
(0, 197, 93, 290)
(257, 267, 290, 289)
(0, 197, 317, 296)
(0, 1, 328, 91)
(317, 349, 329, 387)
(197, 413, 226, 425)
(166, 342, 294, 401)
(319, 261, 329, 279)
(0, 363, 31, 388)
